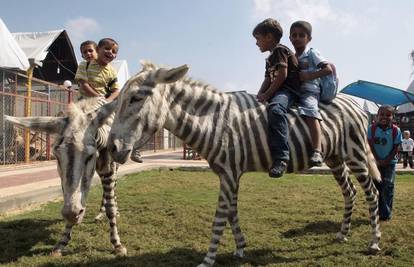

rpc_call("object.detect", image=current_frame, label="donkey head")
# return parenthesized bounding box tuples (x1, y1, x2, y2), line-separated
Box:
(5, 98, 116, 224)
(109, 62, 188, 163)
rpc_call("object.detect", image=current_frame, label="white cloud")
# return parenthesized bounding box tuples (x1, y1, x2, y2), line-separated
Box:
(252, 0, 360, 34)
(65, 17, 100, 44)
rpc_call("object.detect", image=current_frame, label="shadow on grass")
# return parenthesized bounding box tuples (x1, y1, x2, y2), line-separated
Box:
(282, 218, 369, 238)
(39, 248, 299, 267)
(0, 218, 60, 264)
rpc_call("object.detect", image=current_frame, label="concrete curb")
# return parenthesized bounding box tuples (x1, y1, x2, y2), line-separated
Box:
(0, 163, 210, 215)
(1, 151, 413, 215)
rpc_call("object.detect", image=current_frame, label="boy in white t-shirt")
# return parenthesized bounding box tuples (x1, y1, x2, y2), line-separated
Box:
(401, 130, 414, 168)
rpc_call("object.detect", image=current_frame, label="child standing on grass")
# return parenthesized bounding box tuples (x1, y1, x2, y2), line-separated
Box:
(289, 21, 333, 166)
(75, 38, 120, 102)
(252, 18, 301, 178)
(401, 130, 414, 168)
(368, 105, 402, 221)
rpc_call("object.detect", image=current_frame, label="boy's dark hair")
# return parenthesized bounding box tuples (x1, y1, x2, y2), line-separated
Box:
(80, 40, 97, 51)
(98, 38, 119, 48)
(378, 105, 395, 114)
(252, 18, 283, 42)
(290, 21, 312, 37)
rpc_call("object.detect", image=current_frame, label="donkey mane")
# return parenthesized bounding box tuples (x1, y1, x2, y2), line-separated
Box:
(140, 60, 222, 95)
(66, 97, 107, 119)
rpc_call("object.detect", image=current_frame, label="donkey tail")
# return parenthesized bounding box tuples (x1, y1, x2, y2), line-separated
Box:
(367, 143, 381, 183)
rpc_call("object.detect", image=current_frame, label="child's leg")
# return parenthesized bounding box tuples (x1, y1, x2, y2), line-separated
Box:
(378, 164, 396, 220)
(305, 117, 322, 152)
(402, 152, 408, 167)
(298, 93, 323, 166)
(267, 89, 296, 178)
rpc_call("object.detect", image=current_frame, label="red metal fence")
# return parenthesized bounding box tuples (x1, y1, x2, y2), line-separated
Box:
(1, 68, 183, 165)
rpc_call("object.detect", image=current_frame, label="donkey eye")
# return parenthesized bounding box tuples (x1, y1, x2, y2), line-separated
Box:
(85, 154, 94, 162)
(130, 95, 143, 104)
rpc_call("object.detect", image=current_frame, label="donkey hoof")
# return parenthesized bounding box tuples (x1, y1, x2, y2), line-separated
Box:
(113, 245, 127, 256)
(335, 232, 348, 242)
(368, 243, 381, 254)
(233, 248, 244, 258)
(94, 213, 105, 222)
(50, 249, 62, 257)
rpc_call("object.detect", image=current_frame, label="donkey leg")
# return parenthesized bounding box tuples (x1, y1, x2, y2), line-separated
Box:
(96, 150, 126, 256)
(328, 161, 357, 242)
(101, 175, 127, 256)
(94, 186, 107, 222)
(355, 173, 381, 252)
(51, 223, 74, 256)
(95, 177, 120, 222)
(198, 183, 232, 267)
(228, 186, 246, 258)
(346, 156, 381, 252)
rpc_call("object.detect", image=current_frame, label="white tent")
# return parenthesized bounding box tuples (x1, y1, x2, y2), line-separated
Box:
(397, 79, 414, 114)
(0, 18, 29, 70)
(110, 60, 130, 89)
(363, 100, 379, 114)
(12, 29, 65, 67)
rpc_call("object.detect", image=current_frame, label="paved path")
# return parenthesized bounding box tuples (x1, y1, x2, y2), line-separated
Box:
(0, 150, 209, 214)
(0, 150, 413, 214)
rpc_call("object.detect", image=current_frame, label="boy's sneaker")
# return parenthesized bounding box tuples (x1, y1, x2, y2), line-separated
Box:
(310, 150, 323, 167)
(269, 160, 287, 178)
(130, 149, 143, 163)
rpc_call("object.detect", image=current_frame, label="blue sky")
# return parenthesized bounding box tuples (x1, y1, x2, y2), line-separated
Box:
(2, 0, 414, 94)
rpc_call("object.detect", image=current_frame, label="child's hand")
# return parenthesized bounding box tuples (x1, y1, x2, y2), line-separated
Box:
(299, 71, 312, 81)
(377, 159, 389, 167)
(257, 93, 270, 103)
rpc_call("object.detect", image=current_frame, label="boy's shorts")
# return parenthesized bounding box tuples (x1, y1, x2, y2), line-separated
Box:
(297, 91, 322, 120)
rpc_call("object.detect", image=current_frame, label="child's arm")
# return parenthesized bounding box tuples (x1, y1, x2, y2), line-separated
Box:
(256, 77, 270, 102)
(257, 67, 287, 102)
(380, 144, 399, 166)
(258, 77, 270, 95)
(106, 88, 120, 102)
(300, 63, 332, 82)
(78, 80, 100, 97)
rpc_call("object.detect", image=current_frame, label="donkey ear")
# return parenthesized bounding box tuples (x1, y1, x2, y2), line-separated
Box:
(4, 115, 66, 134)
(90, 99, 118, 127)
(154, 64, 189, 84)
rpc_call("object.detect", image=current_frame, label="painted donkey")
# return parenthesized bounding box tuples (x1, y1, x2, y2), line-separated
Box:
(107, 62, 381, 267)
(5, 97, 127, 256)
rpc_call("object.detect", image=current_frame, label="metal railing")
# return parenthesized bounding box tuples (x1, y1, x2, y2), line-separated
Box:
(0, 67, 183, 165)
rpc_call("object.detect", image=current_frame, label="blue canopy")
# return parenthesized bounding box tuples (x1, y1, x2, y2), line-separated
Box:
(341, 80, 414, 107)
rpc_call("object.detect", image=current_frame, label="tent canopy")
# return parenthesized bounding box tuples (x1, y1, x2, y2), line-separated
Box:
(0, 18, 29, 70)
(13, 29, 67, 66)
(397, 79, 414, 113)
(341, 80, 414, 107)
(111, 60, 130, 88)
(12, 29, 77, 82)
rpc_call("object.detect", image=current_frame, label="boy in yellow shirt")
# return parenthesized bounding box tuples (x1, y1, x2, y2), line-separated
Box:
(75, 38, 143, 163)
(75, 38, 120, 102)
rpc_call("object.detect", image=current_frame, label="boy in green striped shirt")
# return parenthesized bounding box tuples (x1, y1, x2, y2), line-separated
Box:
(75, 38, 120, 102)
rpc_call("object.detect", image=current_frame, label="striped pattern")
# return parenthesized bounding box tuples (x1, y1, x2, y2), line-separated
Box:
(49, 98, 125, 256)
(110, 63, 381, 266)
(75, 60, 119, 96)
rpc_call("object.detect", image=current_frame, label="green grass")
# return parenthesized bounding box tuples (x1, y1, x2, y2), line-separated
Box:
(1, 170, 414, 266)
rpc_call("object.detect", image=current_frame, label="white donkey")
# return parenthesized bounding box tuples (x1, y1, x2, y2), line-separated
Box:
(5, 97, 127, 256)
(108, 62, 381, 267)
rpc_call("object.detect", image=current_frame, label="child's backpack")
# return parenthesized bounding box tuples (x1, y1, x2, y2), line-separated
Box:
(369, 123, 398, 146)
(309, 48, 339, 104)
